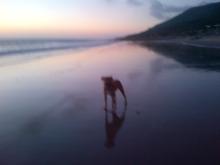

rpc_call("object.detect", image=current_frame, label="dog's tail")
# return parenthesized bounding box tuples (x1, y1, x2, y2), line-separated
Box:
(115, 80, 127, 103)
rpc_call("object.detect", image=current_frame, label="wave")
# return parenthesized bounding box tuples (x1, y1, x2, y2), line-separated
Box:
(0, 39, 112, 56)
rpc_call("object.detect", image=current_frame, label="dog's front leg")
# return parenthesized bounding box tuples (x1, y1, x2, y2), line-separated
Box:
(104, 89, 108, 110)
(112, 93, 117, 111)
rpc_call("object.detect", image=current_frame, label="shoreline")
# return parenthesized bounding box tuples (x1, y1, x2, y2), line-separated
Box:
(126, 36, 220, 49)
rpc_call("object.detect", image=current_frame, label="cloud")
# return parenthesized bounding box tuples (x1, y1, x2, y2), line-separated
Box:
(150, 0, 220, 20)
(150, 0, 190, 20)
(127, 0, 143, 6)
(106, 0, 220, 20)
(106, 0, 145, 6)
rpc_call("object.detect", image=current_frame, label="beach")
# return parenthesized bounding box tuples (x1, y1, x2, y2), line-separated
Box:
(0, 41, 219, 164)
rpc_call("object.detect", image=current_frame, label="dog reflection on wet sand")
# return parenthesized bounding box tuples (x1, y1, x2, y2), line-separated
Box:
(101, 76, 127, 110)
(105, 106, 127, 148)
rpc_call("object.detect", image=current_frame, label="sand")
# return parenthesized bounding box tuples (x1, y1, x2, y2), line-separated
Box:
(0, 41, 219, 165)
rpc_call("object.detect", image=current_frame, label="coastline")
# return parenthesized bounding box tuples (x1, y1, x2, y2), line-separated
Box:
(125, 36, 220, 49)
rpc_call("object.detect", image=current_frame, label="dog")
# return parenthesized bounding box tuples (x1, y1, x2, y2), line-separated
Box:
(101, 76, 127, 109)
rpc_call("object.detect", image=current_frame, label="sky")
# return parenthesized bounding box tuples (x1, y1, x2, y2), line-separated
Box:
(0, 0, 219, 38)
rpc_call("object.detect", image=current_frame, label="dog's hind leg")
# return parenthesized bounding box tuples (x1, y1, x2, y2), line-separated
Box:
(115, 80, 127, 105)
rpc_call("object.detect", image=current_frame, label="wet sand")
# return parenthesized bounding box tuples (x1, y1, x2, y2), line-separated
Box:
(137, 36, 220, 49)
(0, 41, 219, 165)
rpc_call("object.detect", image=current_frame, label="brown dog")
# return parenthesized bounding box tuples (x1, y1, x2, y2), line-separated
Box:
(101, 76, 127, 109)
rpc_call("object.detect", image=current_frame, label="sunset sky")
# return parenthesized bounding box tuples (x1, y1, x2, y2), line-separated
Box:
(0, 0, 218, 38)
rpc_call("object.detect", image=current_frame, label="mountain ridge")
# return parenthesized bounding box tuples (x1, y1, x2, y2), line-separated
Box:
(124, 2, 220, 40)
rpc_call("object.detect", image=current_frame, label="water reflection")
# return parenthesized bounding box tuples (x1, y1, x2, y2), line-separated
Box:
(142, 42, 220, 72)
(104, 105, 127, 149)
(23, 95, 89, 135)
(1, 41, 219, 164)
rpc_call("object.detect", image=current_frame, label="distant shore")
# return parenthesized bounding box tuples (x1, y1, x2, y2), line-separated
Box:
(128, 36, 220, 49)
(181, 36, 220, 49)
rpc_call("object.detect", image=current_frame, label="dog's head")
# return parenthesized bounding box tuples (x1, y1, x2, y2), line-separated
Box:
(101, 76, 113, 83)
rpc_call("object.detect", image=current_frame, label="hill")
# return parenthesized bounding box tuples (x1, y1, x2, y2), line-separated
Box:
(125, 2, 220, 40)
